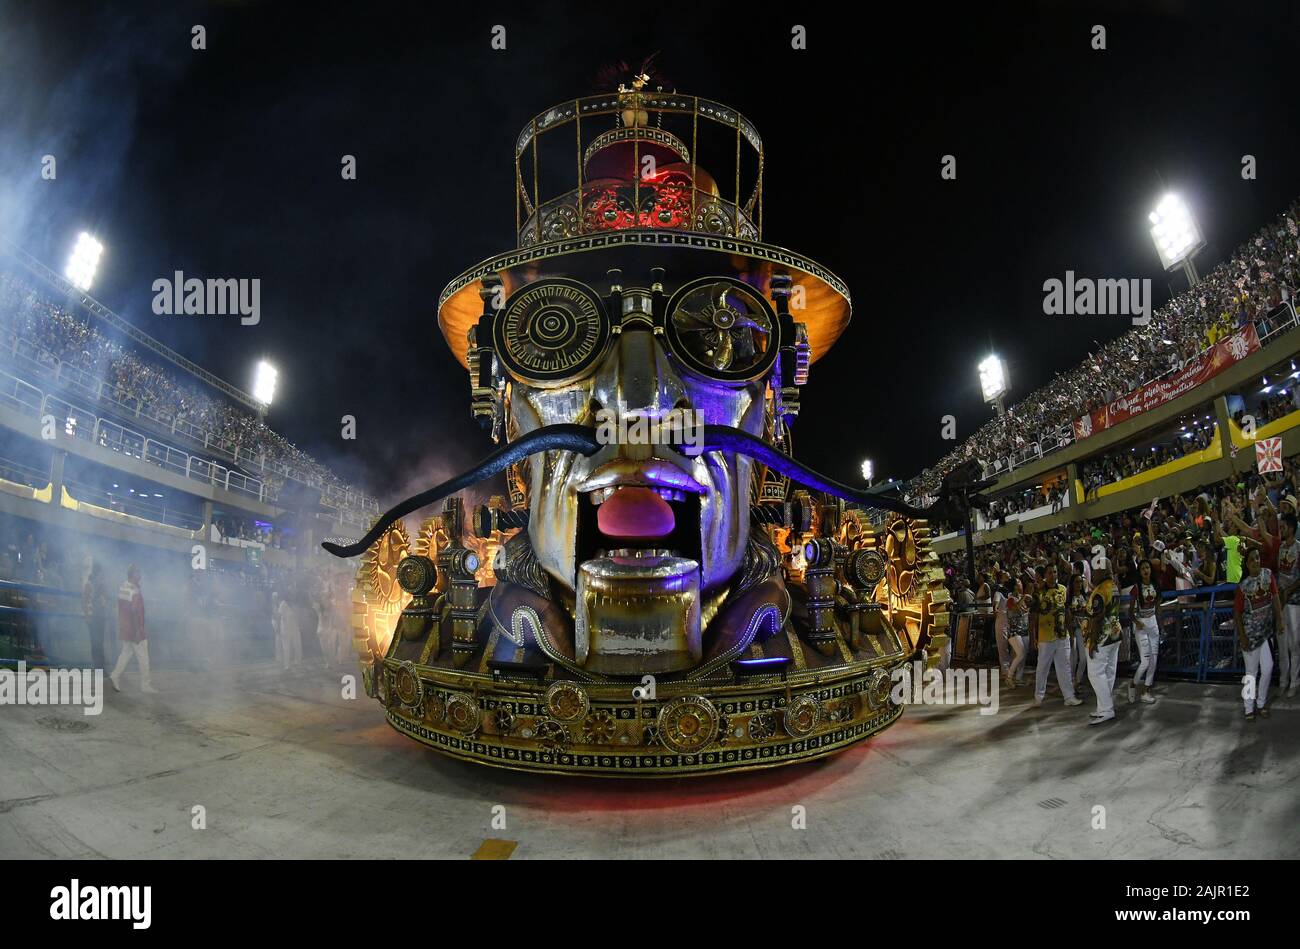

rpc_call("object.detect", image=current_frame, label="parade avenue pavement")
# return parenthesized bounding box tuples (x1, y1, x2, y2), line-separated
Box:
(1, 662, 1296, 859)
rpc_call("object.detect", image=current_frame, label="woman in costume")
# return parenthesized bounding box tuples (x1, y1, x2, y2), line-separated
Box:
(1234, 547, 1280, 721)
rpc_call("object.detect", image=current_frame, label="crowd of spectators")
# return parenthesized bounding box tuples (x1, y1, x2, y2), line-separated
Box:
(1251, 387, 1299, 426)
(983, 480, 1067, 524)
(1079, 420, 1218, 498)
(0, 268, 368, 508)
(908, 198, 1300, 499)
(945, 455, 1300, 611)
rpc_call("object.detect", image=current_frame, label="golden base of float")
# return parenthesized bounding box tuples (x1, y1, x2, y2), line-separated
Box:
(379, 657, 906, 779)
(349, 504, 948, 779)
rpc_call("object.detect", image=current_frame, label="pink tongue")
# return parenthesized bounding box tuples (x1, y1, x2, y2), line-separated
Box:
(596, 486, 675, 540)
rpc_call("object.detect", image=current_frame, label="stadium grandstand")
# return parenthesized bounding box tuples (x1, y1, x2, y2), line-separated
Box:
(0, 240, 365, 669)
(909, 197, 1300, 689)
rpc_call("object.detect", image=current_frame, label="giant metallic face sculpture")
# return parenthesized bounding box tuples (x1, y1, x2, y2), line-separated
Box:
(495, 275, 779, 674)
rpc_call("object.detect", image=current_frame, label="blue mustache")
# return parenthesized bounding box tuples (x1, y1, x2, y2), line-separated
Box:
(321, 424, 959, 559)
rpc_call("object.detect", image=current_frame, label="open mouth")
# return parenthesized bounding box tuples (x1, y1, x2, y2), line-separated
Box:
(575, 459, 705, 578)
(572, 459, 708, 673)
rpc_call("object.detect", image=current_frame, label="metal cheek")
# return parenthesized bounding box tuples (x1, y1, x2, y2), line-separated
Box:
(511, 378, 598, 592)
(688, 381, 766, 590)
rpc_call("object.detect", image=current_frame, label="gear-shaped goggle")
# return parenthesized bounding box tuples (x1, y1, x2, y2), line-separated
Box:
(487, 274, 783, 388)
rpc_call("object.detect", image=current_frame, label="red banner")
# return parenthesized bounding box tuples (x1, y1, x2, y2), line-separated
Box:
(1072, 324, 1260, 440)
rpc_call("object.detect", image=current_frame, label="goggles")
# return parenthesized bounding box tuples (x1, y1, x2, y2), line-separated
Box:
(489, 275, 781, 388)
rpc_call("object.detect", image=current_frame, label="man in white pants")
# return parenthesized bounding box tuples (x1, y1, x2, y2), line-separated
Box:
(1275, 513, 1300, 698)
(110, 564, 157, 693)
(1030, 564, 1083, 708)
(1086, 566, 1123, 724)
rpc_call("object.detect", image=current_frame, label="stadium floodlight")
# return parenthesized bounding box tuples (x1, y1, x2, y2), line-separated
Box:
(978, 354, 1008, 415)
(861, 459, 874, 484)
(64, 232, 104, 291)
(1148, 193, 1204, 285)
(253, 360, 278, 408)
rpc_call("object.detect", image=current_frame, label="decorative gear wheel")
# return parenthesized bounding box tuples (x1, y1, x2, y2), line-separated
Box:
(866, 668, 894, 710)
(535, 719, 571, 752)
(491, 708, 516, 735)
(581, 709, 616, 745)
(359, 522, 411, 607)
(747, 711, 777, 742)
(424, 694, 446, 724)
(836, 694, 860, 723)
(544, 682, 591, 723)
(395, 555, 437, 596)
(656, 695, 720, 754)
(850, 548, 887, 589)
(444, 692, 481, 735)
(884, 517, 918, 599)
(393, 660, 423, 709)
(783, 694, 823, 737)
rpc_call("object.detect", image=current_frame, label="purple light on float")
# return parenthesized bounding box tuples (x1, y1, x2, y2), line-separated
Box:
(732, 656, 791, 673)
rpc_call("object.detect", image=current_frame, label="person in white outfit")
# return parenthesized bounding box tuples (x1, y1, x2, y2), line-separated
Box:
(1235, 547, 1280, 720)
(1274, 512, 1300, 699)
(1085, 564, 1124, 724)
(1030, 564, 1082, 708)
(278, 593, 302, 669)
(1127, 559, 1161, 705)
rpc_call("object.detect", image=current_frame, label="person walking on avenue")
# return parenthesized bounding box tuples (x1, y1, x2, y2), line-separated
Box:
(110, 564, 156, 693)
(1085, 563, 1124, 725)
(81, 560, 109, 669)
(1235, 547, 1280, 721)
(1127, 559, 1161, 705)
(1030, 563, 1083, 708)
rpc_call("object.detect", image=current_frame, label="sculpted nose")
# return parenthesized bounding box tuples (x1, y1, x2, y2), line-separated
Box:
(592, 323, 690, 460)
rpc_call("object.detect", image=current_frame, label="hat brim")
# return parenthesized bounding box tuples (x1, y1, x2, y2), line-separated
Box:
(437, 230, 851, 371)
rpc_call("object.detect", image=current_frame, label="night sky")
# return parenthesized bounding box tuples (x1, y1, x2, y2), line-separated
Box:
(4, 0, 1300, 504)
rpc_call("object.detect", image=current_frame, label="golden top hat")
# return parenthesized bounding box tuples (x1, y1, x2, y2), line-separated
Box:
(436, 86, 852, 372)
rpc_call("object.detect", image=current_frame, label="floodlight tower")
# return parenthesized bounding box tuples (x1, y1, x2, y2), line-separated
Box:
(979, 353, 1009, 416)
(1148, 193, 1205, 288)
(861, 458, 874, 486)
(253, 360, 278, 422)
(64, 232, 104, 291)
